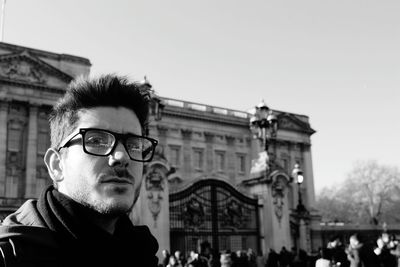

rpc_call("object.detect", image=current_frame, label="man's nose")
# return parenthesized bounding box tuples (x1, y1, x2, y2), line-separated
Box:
(109, 141, 130, 167)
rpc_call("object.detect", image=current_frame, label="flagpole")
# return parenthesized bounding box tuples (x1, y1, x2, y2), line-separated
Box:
(0, 0, 6, 42)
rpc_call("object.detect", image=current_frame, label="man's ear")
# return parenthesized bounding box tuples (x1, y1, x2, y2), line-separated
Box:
(44, 148, 64, 183)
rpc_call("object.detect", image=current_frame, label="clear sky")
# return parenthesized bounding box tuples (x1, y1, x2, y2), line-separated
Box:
(5, 0, 400, 193)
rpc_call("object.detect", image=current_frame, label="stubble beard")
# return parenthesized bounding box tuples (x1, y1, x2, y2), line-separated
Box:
(91, 182, 142, 217)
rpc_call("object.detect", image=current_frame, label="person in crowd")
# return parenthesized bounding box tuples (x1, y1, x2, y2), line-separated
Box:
(374, 234, 397, 267)
(290, 247, 299, 266)
(265, 248, 279, 267)
(346, 233, 379, 267)
(327, 236, 349, 267)
(175, 250, 187, 267)
(220, 253, 232, 267)
(207, 249, 221, 267)
(315, 248, 331, 267)
(236, 250, 249, 267)
(384, 234, 400, 267)
(279, 246, 293, 267)
(187, 250, 209, 267)
(167, 255, 183, 267)
(292, 249, 309, 267)
(162, 250, 172, 267)
(230, 251, 239, 267)
(0, 74, 159, 266)
(247, 248, 257, 267)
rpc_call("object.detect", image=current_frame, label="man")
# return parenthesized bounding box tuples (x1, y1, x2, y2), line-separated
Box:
(0, 74, 159, 266)
(162, 249, 171, 267)
(327, 236, 349, 267)
(346, 233, 378, 267)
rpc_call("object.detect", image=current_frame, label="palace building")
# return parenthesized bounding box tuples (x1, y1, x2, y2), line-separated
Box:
(0, 42, 322, 260)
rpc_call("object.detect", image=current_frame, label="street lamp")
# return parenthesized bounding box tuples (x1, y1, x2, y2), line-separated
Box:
(292, 163, 307, 214)
(292, 163, 309, 253)
(249, 100, 278, 159)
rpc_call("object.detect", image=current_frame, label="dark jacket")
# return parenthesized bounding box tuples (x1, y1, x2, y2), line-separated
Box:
(347, 243, 379, 267)
(0, 186, 159, 267)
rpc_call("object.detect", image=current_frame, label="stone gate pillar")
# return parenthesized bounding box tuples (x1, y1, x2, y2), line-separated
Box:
(243, 153, 293, 256)
(130, 161, 171, 262)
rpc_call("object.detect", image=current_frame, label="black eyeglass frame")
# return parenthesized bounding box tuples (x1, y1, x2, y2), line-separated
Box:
(57, 128, 158, 162)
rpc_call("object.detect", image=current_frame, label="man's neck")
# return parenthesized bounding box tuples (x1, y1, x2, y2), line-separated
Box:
(82, 211, 119, 234)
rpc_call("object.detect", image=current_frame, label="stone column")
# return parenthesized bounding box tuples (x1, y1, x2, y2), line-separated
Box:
(299, 219, 307, 251)
(156, 125, 168, 162)
(25, 105, 38, 198)
(247, 173, 292, 255)
(0, 101, 8, 195)
(302, 144, 316, 208)
(204, 132, 214, 173)
(225, 135, 236, 181)
(269, 175, 292, 251)
(181, 129, 192, 176)
(131, 163, 171, 261)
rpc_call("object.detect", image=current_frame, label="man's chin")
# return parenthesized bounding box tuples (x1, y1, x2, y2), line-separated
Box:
(95, 199, 134, 216)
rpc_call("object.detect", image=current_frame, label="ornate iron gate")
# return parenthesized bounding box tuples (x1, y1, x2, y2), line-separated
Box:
(169, 179, 260, 255)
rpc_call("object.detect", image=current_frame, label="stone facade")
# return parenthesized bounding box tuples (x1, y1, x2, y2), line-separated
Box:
(0, 42, 91, 215)
(132, 96, 321, 257)
(0, 42, 320, 259)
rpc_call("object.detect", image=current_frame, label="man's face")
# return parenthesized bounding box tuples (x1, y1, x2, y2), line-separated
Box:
(57, 107, 144, 215)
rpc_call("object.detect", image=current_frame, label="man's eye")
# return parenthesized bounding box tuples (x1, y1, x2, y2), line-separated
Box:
(127, 139, 143, 151)
(86, 136, 110, 146)
(127, 143, 142, 151)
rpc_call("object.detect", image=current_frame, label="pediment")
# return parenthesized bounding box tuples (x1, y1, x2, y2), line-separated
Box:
(0, 51, 73, 88)
(277, 113, 315, 134)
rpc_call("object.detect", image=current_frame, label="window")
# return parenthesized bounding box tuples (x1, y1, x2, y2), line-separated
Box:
(169, 146, 181, 167)
(5, 175, 18, 198)
(37, 131, 50, 155)
(7, 125, 22, 152)
(215, 151, 225, 172)
(193, 148, 204, 170)
(37, 111, 50, 155)
(237, 154, 246, 173)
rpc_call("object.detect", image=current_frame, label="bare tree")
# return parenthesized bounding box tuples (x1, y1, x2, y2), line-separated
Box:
(316, 160, 400, 224)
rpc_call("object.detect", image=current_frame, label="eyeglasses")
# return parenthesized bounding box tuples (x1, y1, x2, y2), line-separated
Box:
(58, 128, 158, 162)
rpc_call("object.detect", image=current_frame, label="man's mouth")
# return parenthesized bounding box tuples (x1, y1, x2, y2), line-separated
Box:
(103, 177, 133, 185)
(100, 169, 135, 185)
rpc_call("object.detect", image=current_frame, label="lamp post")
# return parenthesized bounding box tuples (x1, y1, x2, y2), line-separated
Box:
(249, 100, 278, 174)
(292, 163, 309, 252)
(292, 163, 307, 214)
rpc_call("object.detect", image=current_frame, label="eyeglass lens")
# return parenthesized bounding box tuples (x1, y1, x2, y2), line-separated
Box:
(83, 129, 153, 161)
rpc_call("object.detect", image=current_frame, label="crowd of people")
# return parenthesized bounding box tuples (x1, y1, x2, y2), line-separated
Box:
(159, 248, 258, 267)
(315, 232, 400, 267)
(314, 232, 400, 267)
(265, 232, 400, 267)
(160, 232, 400, 267)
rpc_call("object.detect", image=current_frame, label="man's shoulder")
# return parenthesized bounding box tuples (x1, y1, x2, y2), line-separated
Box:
(0, 199, 60, 267)
(2, 199, 46, 227)
(0, 225, 61, 267)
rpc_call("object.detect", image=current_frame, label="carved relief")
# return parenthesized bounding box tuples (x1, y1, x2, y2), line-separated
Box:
(271, 175, 287, 223)
(222, 199, 243, 228)
(154, 144, 166, 160)
(203, 131, 215, 143)
(183, 198, 205, 228)
(225, 135, 235, 145)
(0, 59, 45, 84)
(145, 168, 166, 227)
(278, 116, 303, 131)
(181, 128, 192, 140)
(156, 125, 168, 136)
